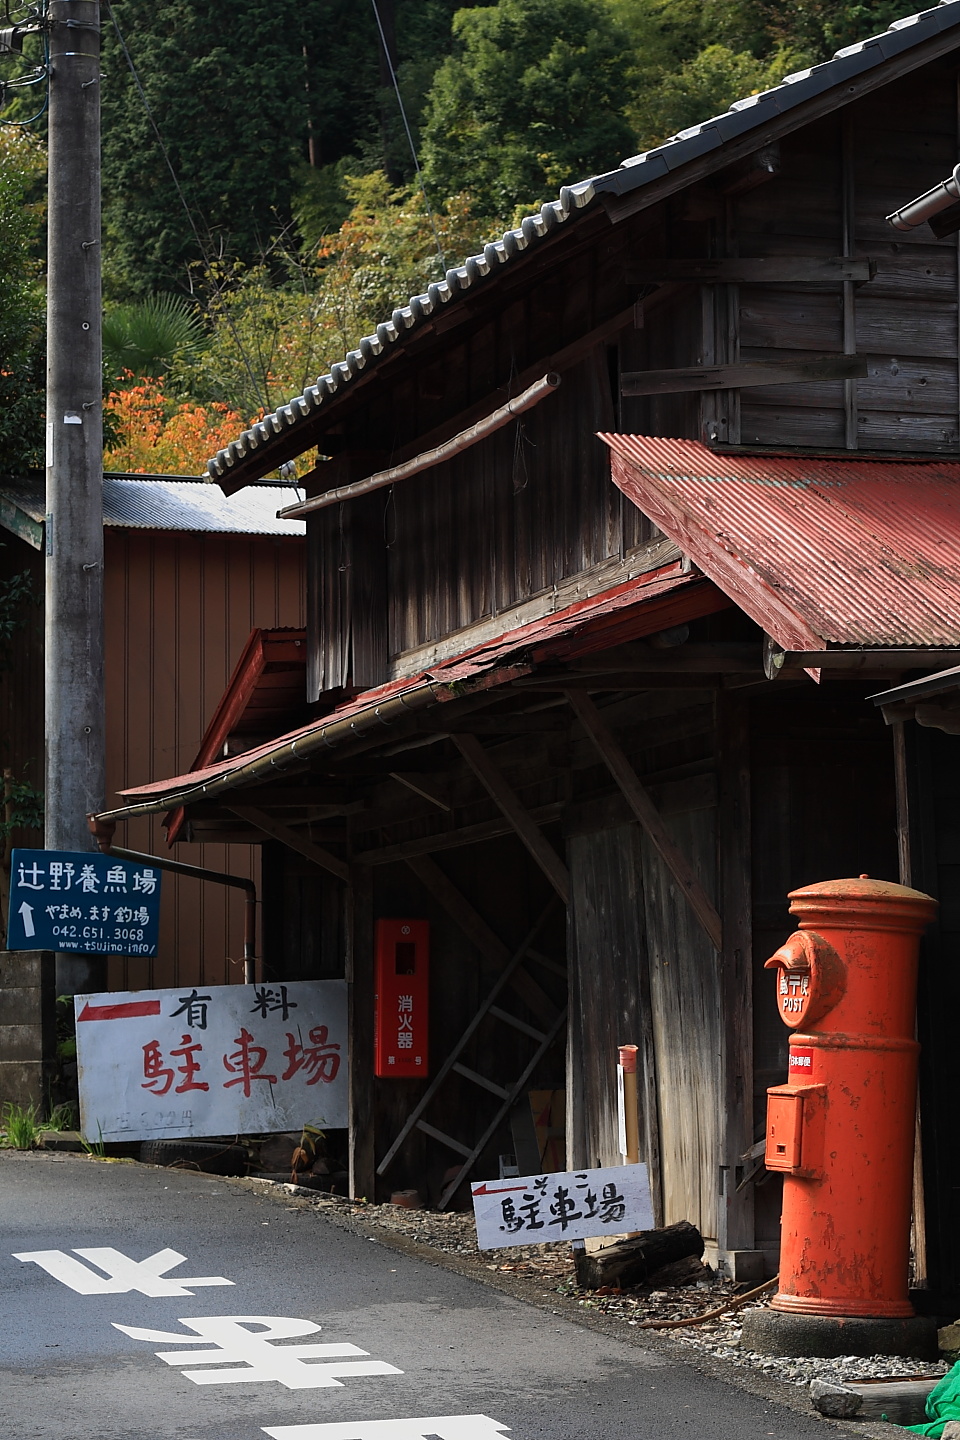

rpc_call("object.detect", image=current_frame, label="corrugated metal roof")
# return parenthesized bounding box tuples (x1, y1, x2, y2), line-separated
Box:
(0, 475, 306, 538)
(205, 0, 960, 490)
(108, 563, 727, 814)
(600, 436, 960, 650)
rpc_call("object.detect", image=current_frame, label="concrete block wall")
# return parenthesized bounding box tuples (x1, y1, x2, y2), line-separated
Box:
(0, 950, 56, 1112)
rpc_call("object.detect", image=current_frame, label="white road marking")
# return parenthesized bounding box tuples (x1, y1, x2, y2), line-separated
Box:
(12, 1247, 234, 1296)
(263, 1418, 511, 1439)
(112, 1315, 404, 1390)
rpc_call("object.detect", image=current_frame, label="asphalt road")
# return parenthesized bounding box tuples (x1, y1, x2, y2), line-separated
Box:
(2, 1151, 828, 1440)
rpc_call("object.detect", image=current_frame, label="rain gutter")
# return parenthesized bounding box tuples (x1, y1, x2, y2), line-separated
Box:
(92, 679, 443, 825)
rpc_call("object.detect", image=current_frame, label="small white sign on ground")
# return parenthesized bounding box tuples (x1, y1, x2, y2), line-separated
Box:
(471, 1163, 653, 1250)
(264, 1419, 511, 1439)
(74, 980, 347, 1142)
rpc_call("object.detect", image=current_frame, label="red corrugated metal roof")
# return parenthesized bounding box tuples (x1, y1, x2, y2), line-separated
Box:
(110, 562, 729, 814)
(601, 436, 960, 651)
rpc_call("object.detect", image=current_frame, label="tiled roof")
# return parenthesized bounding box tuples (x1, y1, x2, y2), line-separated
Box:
(204, 0, 960, 491)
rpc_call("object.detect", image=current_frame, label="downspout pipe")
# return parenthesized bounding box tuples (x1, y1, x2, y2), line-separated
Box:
(87, 814, 258, 984)
(886, 163, 960, 230)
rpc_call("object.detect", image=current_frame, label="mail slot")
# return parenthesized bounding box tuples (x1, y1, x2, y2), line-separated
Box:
(765, 1088, 804, 1171)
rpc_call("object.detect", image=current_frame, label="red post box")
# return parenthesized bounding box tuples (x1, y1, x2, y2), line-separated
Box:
(748, 877, 937, 1355)
(374, 919, 429, 1078)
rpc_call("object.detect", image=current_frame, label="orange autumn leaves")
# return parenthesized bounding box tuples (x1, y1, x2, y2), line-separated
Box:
(105, 378, 250, 476)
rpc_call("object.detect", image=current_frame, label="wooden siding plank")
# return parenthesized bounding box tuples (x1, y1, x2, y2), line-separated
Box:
(565, 690, 723, 951)
(641, 803, 721, 1240)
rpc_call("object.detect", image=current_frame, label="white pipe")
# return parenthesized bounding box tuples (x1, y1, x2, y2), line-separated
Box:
(277, 372, 562, 518)
(886, 163, 960, 231)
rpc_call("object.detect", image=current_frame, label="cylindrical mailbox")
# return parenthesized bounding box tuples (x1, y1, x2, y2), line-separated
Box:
(764, 877, 936, 1320)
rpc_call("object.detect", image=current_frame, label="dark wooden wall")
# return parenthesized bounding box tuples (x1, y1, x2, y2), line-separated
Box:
(907, 723, 960, 1310)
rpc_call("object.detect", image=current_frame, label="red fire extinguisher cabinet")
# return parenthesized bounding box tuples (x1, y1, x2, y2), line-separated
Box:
(374, 918, 429, 1078)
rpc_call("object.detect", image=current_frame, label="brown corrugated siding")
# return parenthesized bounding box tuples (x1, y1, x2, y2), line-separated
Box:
(103, 530, 305, 990)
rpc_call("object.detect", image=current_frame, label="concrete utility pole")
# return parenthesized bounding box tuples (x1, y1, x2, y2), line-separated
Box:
(44, 0, 105, 995)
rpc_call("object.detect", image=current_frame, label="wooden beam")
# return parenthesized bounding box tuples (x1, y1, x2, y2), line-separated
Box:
(388, 771, 452, 812)
(451, 734, 570, 904)
(383, 306, 638, 469)
(352, 802, 565, 866)
(564, 689, 723, 950)
(229, 806, 350, 883)
(621, 354, 867, 397)
(625, 257, 874, 285)
(405, 854, 559, 1025)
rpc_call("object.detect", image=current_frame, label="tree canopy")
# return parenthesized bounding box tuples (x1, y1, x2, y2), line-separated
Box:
(0, 133, 44, 474)
(421, 0, 636, 214)
(0, 0, 933, 473)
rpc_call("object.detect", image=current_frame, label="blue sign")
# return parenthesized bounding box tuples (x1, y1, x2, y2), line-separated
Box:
(7, 849, 162, 956)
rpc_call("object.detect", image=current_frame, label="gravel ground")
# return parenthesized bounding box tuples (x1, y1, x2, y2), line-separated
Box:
(267, 1184, 950, 1392)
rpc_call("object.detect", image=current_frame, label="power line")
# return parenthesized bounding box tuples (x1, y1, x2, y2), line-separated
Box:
(369, 0, 446, 273)
(101, 0, 269, 417)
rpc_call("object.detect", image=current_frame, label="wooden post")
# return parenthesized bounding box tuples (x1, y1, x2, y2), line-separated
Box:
(717, 694, 756, 1264)
(347, 866, 376, 1200)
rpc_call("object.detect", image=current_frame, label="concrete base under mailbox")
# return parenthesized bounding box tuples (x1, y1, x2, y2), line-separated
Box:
(741, 1308, 938, 1359)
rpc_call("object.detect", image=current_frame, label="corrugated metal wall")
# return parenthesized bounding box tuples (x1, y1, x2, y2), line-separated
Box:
(0, 526, 305, 992)
(103, 530, 305, 990)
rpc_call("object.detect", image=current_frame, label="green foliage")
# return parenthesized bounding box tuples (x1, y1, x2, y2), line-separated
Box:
(630, 41, 804, 143)
(40, 1101, 78, 1132)
(0, 134, 44, 473)
(180, 172, 500, 421)
(421, 0, 635, 214)
(99, 0, 474, 297)
(102, 294, 208, 384)
(1, 1102, 40, 1149)
(101, 0, 319, 297)
(0, 773, 43, 837)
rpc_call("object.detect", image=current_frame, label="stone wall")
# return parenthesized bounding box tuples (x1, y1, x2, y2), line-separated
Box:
(0, 950, 56, 1112)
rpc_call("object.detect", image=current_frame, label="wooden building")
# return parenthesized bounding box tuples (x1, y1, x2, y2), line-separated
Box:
(99, 3, 960, 1302)
(0, 474, 305, 988)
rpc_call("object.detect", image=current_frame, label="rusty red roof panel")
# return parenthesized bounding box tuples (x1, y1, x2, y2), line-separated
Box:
(112, 563, 727, 812)
(600, 436, 960, 651)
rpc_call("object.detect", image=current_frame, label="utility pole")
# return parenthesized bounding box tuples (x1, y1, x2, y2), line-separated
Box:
(44, 0, 105, 995)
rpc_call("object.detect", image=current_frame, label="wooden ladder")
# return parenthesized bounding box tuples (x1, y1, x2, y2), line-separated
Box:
(376, 901, 567, 1210)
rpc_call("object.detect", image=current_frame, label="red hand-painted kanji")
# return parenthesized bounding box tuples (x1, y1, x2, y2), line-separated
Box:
(222, 1027, 277, 1098)
(170, 1033, 209, 1093)
(281, 1025, 342, 1086)
(141, 1039, 174, 1095)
